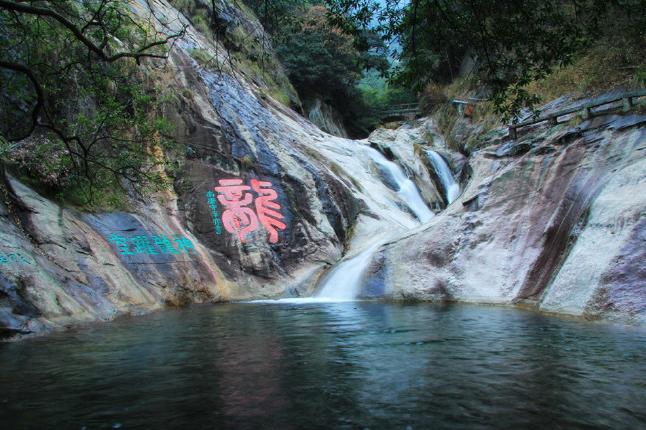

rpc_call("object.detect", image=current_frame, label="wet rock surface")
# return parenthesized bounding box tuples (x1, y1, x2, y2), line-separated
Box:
(0, 0, 644, 338)
(379, 112, 646, 325)
(0, 0, 433, 337)
(306, 98, 349, 138)
(0, 174, 227, 338)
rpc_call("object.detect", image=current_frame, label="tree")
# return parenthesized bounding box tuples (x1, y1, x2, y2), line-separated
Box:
(244, 0, 306, 37)
(278, 6, 362, 98)
(272, 4, 379, 134)
(325, 0, 646, 121)
(0, 0, 186, 206)
(398, 0, 601, 120)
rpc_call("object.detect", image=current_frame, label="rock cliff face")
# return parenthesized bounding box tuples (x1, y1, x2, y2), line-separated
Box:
(369, 112, 646, 325)
(0, 0, 431, 337)
(306, 98, 349, 138)
(0, 0, 644, 339)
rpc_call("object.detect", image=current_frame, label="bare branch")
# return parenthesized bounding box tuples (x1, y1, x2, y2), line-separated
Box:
(0, 60, 44, 140)
(0, 0, 187, 63)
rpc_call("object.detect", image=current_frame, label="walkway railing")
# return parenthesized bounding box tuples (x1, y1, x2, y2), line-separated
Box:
(508, 89, 646, 139)
(375, 89, 644, 130)
(378, 103, 421, 120)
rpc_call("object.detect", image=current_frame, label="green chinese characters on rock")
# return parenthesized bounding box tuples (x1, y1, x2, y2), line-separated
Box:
(206, 191, 223, 236)
(0, 252, 32, 266)
(108, 233, 195, 256)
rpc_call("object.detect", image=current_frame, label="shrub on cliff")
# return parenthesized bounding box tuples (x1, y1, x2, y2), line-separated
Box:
(244, 2, 390, 135)
(0, 0, 184, 209)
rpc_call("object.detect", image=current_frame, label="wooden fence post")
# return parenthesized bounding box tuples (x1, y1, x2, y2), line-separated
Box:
(509, 126, 517, 139)
(623, 97, 634, 113)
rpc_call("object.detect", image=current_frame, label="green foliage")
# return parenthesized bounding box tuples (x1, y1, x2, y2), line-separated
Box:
(278, 23, 361, 98)
(240, 154, 255, 169)
(635, 68, 646, 88)
(393, 0, 597, 122)
(0, 0, 182, 210)
(358, 70, 414, 108)
(189, 48, 216, 66)
(268, 4, 390, 135)
(354, 69, 416, 131)
(268, 87, 292, 106)
(527, 37, 646, 101)
(244, 0, 307, 36)
(325, 0, 646, 121)
(242, 2, 391, 134)
(58, 177, 131, 211)
(169, 0, 216, 38)
(274, 5, 363, 126)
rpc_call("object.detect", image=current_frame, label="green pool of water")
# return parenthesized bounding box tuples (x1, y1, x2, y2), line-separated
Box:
(0, 302, 644, 429)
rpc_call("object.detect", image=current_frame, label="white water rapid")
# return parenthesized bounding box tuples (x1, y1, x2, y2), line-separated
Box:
(250, 142, 437, 304)
(366, 147, 435, 223)
(313, 147, 433, 300)
(425, 150, 460, 205)
(314, 241, 383, 300)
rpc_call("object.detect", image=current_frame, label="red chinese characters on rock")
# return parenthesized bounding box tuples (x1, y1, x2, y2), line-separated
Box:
(214, 178, 286, 244)
(251, 179, 287, 244)
(214, 179, 257, 242)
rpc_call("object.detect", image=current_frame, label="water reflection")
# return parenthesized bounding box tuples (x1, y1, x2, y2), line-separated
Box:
(0, 303, 644, 429)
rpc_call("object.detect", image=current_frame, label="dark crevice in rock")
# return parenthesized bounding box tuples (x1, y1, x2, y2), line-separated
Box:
(0, 172, 36, 244)
(369, 142, 396, 161)
(361, 250, 388, 298)
(516, 166, 603, 302)
(0, 274, 42, 336)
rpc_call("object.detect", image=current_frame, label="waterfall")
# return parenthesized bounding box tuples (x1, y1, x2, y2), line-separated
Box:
(315, 242, 382, 300)
(313, 147, 433, 301)
(250, 145, 434, 304)
(425, 150, 460, 205)
(366, 148, 435, 223)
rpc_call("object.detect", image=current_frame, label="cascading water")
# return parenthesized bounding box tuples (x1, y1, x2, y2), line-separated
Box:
(366, 147, 435, 223)
(251, 144, 435, 304)
(315, 242, 383, 300)
(314, 147, 434, 300)
(425, 150, 460, 205)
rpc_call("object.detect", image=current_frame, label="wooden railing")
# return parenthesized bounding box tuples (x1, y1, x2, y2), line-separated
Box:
(375, 89, 644, 129)
(508, 89, 646, 139)
(378, 103, 421, 119)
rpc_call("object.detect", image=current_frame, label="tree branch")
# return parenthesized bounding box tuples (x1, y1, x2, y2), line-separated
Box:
(0, 60, 43, 140)
(0, 0, 186, 63)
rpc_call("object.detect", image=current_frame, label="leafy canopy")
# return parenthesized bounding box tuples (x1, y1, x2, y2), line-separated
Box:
(325, 0, 646, 121)
(0, 0, 185, 208)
